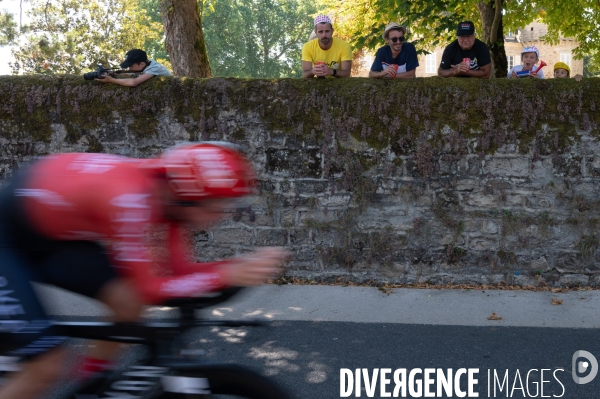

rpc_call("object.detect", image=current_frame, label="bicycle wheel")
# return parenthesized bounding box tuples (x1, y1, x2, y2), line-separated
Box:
(159, 363, 293, 399)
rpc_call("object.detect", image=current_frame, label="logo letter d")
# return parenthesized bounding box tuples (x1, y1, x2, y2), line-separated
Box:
(572, 350, 598, 384)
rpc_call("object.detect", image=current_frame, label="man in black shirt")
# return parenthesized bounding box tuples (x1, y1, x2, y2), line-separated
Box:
(438, 21, 491, 78)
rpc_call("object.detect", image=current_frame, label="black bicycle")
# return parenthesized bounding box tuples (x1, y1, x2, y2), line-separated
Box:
(7, 288, 293, 399)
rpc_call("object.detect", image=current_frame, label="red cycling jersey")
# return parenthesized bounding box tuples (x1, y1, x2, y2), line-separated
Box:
(17, 153, 227, 304)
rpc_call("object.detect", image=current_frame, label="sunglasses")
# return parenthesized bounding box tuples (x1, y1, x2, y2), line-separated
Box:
(389, 36, 405, 43)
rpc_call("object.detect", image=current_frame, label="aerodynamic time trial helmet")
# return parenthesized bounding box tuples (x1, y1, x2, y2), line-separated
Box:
(158, 142, 256, 202)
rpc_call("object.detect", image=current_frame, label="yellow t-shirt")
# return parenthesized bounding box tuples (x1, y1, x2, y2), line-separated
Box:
(302, 38, 353, 76)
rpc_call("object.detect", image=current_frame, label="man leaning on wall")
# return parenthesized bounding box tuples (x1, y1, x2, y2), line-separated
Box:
(369, 22, 418, 79)
(437, 21, 491, 79)
(302, 15, 353, 78)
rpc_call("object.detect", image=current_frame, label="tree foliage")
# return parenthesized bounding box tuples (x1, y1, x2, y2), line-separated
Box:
(9, 0, 164, 75)
(540, 0, 600, 73)
(319, 0, 599, 76)
(202, 0, 317, 78)
(138, 0, 170, 64)
(0, 8, 18, 46)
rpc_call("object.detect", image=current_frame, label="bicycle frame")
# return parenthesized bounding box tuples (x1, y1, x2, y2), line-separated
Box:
(2, 289, 292, 398)
(53, 313, 264, 360)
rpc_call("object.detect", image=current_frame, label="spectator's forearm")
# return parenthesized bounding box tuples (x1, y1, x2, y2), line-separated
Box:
(437, 67, 458, 78)
(396, 70, 416, 79)
(334, 69, 351, 78)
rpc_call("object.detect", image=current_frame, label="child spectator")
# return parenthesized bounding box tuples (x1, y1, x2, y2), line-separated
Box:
(508, 46, 544, 79)
(554, 62, 583, 81)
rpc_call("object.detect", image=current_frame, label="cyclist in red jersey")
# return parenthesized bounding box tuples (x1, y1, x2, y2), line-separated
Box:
(0, 142, 288, 399)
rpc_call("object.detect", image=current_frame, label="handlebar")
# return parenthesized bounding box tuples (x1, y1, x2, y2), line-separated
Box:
(162, 287, 244, 309)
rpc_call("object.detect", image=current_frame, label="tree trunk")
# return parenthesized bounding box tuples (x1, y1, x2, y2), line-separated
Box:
(477, 0, 507, 78)
(160, 0, 212, 78)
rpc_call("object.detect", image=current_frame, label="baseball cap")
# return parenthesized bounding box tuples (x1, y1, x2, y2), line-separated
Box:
(521, 46, 539, 58)
(554, 62, 570, 73)
(457, 21, 475, 36)
(314, 15, 332, 27)
(120, 49, 149, 68)
(382, 22, 405, 40)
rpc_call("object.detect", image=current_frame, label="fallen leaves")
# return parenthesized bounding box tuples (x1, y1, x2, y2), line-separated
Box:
(378, 286, 394, 295)
(271, 276, 596, 293)
(487, 312, 503, 321)
(551, 298, 564, 305)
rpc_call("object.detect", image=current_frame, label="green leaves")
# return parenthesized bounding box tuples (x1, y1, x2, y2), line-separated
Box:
(321, 0, 600, 75)
(0, 11, 18, 46)
(9, 0, 165, 74)
(538, 0, 600, 71)
(202, 0, 317, 77)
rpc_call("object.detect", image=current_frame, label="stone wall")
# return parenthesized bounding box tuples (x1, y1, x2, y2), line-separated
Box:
(2, 75, 600, 287)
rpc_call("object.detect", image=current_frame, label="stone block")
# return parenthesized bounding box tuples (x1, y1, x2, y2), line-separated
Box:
(193, 245, 237, 262)
(285, 261, 318, 271)
(455, 180, 477, 192)
(468, 237, 497, 251)
(555, 252, 587, 273)
(559, 274, 589, 287)
(310, 228, 338, 246)
(265, 147, 321, 178)
(256, 228, 288, 246)
(293, 179, 329, 194)
(530, 256, 551, 272)
(252, 212, 276, 227)
(464, 194, 498, 208)
(484, 157, 530, 178)
(317, 194, 352, 209)
(289, 229, 311, 245)
(512, 275, 539, 287)
(482, 221, 499, 234)
(212, 228, 254, 245)
(530, 158, 554, 181)
(280, 210, 297, 227)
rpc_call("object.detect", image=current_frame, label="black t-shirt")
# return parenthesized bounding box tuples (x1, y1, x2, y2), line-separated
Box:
(439, 39, 491, 75)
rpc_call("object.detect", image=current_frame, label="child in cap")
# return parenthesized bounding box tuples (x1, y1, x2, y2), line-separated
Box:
(553, 62, 570, 78)
(508, 46, 544, 79)
(554, 62, 582, 81)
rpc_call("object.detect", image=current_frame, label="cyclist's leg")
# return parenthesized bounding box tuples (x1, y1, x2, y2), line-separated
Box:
(158, 364, 293, 399)
(0, 348, 66, 399)
(70, 362, 293, 399)
(0, 247, 68, 399)
(0, 171, 70, 398)
(34, 240, 144, 361)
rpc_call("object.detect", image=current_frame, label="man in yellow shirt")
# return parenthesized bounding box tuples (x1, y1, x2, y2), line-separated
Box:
(302, 15, 353, 78)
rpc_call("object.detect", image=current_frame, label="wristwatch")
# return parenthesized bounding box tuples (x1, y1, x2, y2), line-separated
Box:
(333, 69, 337, 76)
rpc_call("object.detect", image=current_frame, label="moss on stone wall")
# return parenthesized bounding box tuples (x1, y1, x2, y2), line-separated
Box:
(2, 75, 598, 153)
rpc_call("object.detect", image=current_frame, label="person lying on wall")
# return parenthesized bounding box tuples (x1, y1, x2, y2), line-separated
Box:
(96, 49, 171, 87)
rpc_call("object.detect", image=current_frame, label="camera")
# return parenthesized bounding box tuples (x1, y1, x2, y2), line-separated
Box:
(83, 65, 116, 81)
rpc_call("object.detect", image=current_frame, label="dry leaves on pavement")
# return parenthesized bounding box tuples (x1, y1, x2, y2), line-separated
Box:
(487, 312, 503, 321)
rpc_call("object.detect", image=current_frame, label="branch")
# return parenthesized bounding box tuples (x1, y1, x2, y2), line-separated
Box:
(44, 0, 52, 31)
(489, 0, 502, 44)
(273, 30, 304, 60)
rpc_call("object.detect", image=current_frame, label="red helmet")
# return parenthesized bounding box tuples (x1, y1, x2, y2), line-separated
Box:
(158, 142, 256, 201)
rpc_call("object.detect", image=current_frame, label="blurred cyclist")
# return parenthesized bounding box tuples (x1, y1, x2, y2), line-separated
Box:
(0, 142, 288, 399)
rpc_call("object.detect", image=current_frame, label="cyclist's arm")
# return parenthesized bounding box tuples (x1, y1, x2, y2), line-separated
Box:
(106, 195, 227, 304)
(111, 235, 227, 304)
(165, 224, 288, 289)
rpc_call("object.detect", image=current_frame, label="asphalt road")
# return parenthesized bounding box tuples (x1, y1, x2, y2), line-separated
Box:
(34, 284, 600, 398)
